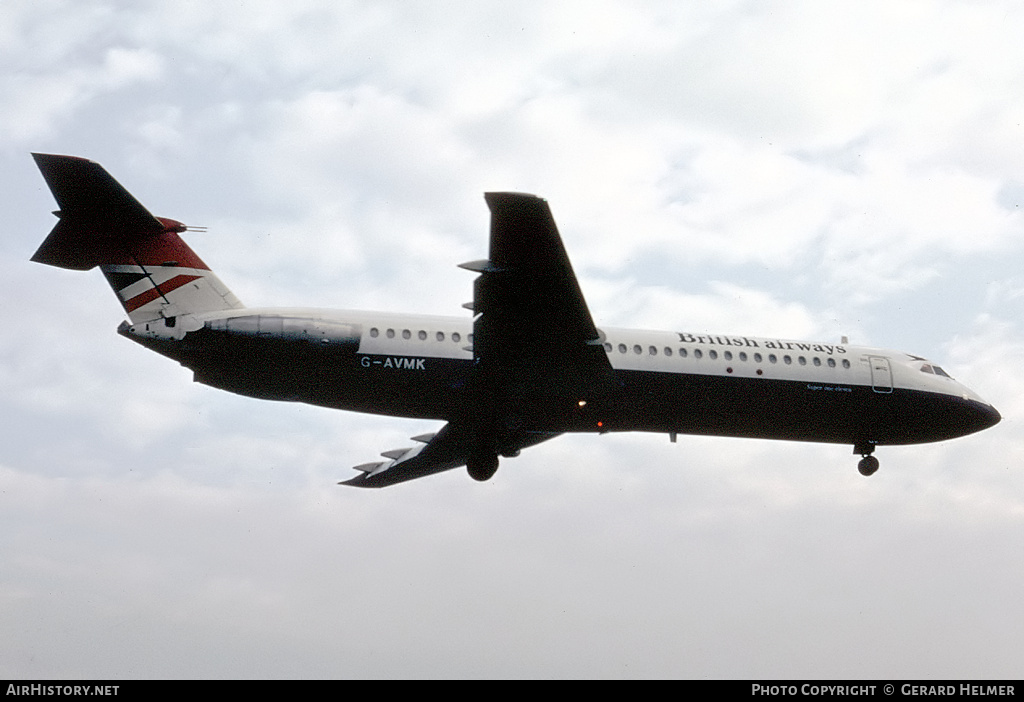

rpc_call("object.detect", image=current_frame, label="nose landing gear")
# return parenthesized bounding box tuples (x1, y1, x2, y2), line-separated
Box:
(854, 443, 879, 477)
(857, 455, 879, 477)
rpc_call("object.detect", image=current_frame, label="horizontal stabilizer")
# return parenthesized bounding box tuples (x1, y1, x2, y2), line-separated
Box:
(31, 154, 165, 270)
(33, 153, 162, 228)
(30, 153, 244, 322)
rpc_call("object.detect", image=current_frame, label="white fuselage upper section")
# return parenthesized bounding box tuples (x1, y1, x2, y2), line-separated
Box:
(171, 307, 992, 407)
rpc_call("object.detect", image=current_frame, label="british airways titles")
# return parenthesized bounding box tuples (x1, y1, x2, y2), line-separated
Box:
(677, 333, 847, 356)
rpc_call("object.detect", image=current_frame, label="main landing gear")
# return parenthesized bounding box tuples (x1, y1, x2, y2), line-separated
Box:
(467, 453, 499, 482)
(854, 443, 879, 477)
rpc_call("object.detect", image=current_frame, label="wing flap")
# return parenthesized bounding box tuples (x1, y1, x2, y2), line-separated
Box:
(341, 424, 560, 488)
(341, 423, 472, 488)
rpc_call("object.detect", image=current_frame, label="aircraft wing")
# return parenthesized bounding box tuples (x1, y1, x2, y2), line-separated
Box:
(346, 193, 609, 488)
(461, 193, 617, 400)
(341, 423, 559, 488)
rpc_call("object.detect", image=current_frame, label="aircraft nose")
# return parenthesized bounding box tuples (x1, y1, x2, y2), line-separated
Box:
(959, 398, 1001, 437)
(977, 402, 1001, 431)
(919, 392, 1001, 444)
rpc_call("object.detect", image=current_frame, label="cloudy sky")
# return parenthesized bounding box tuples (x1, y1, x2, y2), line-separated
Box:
(2, 0, 1023, 679)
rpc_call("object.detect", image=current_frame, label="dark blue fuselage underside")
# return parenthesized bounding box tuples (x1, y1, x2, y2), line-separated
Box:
(130, 327, 998, 450)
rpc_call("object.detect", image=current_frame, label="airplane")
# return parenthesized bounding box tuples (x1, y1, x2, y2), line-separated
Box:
(28, 153, 1001, 487)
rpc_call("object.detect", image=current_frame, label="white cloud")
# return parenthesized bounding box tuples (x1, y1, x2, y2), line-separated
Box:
(1, 46, 163, 143)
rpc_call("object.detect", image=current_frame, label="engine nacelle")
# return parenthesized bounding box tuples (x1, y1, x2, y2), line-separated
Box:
(204, 314, 361, 347)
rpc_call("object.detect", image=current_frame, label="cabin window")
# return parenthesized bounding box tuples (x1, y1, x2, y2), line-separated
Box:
(604, 343, 612, 352)
(739, 352, 747, 362)
(694, 349, 702, 359)
(436, 331, 445, 341)
(769, 354, 777, 364)
(784, 355, 792, 365)
(709, 350, 718, 360)
(724, 351, 733, 361)
(618, 343, 627, 354)
(370, 327, 379, 338)
(842, 359, 851, 369)
(402, 329, 411, 340)
(679, 348, 688, 357)
(452, 332, 461, 342)
(386, 329, 395, 339)
(798, 356, 807, 366)
(633, 345, 642, 355)
(754, 353, 762, 363)
(418, 330, 427, 340)
(827, 358, 836, 368)
(649, 346, 657, 356)
(813, 357, 821, 367)
(665, 347, 673, 357)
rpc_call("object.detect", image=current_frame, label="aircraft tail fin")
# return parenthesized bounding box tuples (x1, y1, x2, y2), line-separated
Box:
(31, 153, 244, 323)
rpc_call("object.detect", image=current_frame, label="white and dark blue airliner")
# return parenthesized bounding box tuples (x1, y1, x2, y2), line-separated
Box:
(29, 154, 1000, 487)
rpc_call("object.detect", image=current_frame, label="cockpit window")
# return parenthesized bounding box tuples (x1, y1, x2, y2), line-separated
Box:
(920, 363, 953, 378)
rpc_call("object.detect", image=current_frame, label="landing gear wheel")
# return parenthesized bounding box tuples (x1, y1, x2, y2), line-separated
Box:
(858, 455, 879, 477)
(467, 453, 499, 482)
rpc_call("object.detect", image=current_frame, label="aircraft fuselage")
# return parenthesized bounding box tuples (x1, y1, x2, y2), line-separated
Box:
(121, 307, 1000, 452)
